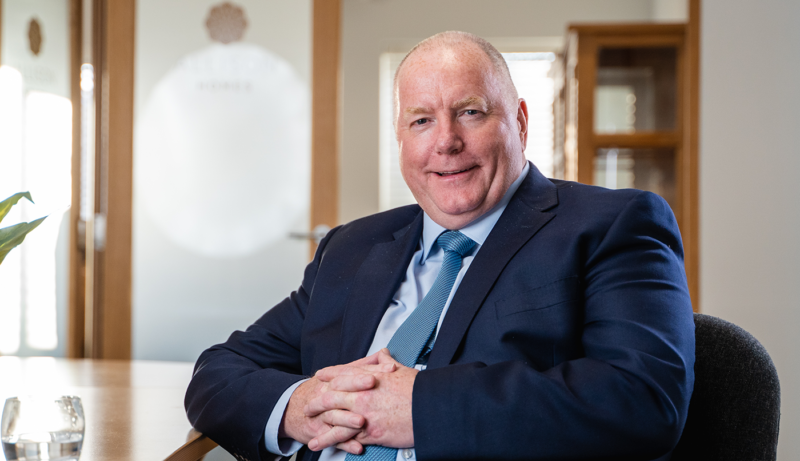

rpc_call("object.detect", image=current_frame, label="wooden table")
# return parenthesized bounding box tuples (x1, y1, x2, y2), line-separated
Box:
(0, 357, 211, 461)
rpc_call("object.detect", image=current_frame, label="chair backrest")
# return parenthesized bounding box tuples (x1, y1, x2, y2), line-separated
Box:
(672, 313, 780, 461)
(164, 428, 218, 461)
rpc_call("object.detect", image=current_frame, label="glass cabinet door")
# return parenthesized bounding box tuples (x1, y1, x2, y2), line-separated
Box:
(594, 147, 676, 208)
(594, 47, 678, 134)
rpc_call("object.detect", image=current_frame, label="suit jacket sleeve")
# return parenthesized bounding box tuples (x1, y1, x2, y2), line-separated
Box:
(412, 191, 695, 460)
(184, 227, 340, 461)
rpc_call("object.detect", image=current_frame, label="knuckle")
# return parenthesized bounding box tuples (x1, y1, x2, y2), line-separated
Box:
(369, 426, 385, 440)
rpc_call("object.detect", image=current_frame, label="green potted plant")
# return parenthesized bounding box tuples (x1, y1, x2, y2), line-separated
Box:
(0, 192, 46, 265)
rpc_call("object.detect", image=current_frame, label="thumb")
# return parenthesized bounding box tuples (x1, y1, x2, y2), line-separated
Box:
(377, 348, 398, 371)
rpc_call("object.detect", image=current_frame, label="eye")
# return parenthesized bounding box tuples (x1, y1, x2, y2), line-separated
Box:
(465, 109, 480, 116)
(413, 118, 429, 126)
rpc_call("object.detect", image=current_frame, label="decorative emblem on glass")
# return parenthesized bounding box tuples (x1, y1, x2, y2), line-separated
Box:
(206, 2, 247, 44)
(28, 18, 42, 56)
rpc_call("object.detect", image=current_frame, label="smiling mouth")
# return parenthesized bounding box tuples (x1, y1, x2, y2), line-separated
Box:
(436, 166, 475, 176)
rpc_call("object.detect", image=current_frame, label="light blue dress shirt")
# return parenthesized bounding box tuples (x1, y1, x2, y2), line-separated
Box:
(265, 163, 530, 460)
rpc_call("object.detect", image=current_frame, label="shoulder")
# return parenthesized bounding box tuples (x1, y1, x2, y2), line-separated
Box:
(547, 179, 674, 226)
(531, 179, 680, 258)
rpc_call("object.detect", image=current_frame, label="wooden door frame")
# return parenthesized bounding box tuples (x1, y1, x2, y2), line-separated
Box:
(69, 0, 135, 359)
(67, 0, 85, 357)
(311, 0, 342, 255)
(685, 0, 701, 311)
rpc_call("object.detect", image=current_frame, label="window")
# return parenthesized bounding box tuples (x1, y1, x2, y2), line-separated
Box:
(0, 1, 73, 356)
(0, 66, 72, 356)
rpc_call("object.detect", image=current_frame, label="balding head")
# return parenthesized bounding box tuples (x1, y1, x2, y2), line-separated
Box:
(394, 31, 518, 126)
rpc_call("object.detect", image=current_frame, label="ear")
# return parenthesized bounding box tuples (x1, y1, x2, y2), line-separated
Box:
(516, 98, 529, 149)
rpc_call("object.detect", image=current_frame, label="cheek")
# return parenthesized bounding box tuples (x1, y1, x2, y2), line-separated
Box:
(398, 147, 424, 192)
(399, 139, 428, 173)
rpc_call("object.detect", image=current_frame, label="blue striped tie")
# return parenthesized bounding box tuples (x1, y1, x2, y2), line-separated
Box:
(345, 230, 476, 461)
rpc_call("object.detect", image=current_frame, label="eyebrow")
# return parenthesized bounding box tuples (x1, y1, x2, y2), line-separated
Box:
(405, 106, 432, 116)
(451, 96, 487, 111)
(403, 96, 489, 117)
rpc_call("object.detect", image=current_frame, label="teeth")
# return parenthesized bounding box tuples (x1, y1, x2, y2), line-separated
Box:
(438, 168, 469, 176)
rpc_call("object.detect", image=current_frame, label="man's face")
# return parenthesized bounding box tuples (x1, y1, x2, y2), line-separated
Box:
(395, 44, 528, 230)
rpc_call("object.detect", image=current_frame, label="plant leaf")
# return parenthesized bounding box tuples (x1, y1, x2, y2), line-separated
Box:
(0, 216, 46, 265)
(0, 192, 33, 225)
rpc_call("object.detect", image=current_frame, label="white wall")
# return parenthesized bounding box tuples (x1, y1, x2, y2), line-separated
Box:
(340, 0, 660, 223)
(700, 0, 800, 458)
(651, 0, 688, 22)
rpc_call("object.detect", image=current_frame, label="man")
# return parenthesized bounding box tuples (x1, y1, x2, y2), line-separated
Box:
(186, 31, 694, 461)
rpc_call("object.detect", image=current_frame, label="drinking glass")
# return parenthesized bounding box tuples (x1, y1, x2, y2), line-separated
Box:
(1, 396, 85, 461)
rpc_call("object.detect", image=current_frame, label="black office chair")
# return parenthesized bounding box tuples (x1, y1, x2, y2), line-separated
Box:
(672, 313, 780, 461)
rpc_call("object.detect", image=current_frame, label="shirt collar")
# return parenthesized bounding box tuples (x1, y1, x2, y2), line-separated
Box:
(420, 162, 530, 263)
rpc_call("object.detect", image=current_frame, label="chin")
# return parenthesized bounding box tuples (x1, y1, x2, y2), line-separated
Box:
(433, 201, 485, 225)
(435, 197, 481, 215)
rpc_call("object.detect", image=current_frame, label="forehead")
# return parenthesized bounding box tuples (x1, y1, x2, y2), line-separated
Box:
(396, 45, 501, 106)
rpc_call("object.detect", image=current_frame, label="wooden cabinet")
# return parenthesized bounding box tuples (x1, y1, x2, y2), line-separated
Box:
(555, 23, 699, 308)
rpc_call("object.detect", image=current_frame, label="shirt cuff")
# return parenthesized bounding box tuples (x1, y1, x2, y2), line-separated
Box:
(264, 378, 309, 455)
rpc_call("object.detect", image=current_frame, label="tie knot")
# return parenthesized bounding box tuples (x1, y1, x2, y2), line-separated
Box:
(437, 231, 476, 257)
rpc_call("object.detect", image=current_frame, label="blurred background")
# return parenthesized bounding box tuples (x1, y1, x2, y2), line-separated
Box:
(0, 0, 798, 459)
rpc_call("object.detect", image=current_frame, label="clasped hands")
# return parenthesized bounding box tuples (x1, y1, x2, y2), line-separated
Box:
(279, 348, 418, 454)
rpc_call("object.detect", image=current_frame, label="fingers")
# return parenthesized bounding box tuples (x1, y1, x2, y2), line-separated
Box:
(335, 438, 365, 455)
(307, 425, 361, 452)
(304, 390, 354, 416)
(328, 373, 376, 392)
(316, 409, 365, 429)
(315, 362, 396, 382)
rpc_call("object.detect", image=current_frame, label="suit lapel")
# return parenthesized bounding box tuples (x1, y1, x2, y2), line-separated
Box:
(427, 165, 559, 369)
(336, 212, 424, 365)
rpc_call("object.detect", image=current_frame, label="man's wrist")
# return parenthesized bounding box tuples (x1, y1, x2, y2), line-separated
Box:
(265, 378, 308, 455)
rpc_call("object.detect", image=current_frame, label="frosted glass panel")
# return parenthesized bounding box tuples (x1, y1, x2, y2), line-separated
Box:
(136, 43, 309, 257)
(133, 0, 312, 364)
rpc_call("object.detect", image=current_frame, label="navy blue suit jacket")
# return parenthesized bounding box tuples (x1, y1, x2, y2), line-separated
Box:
(185, 165, 695, 461)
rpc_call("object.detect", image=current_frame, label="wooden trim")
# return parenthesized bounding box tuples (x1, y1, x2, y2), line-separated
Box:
(67, 0, 85, 358)
(86, 0, 104, 359)
(569, 23, 685, 35)
(90, 0, 134, 359)
(594, 132, 680, 148)
(575, 34, 596, 185)
(100, 0, 134, 359)
(591, 34, 684, 48)
(310, 0, 341, 258)
(684, 0, 701, 311)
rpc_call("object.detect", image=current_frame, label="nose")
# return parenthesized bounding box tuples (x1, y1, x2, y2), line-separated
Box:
(435, 118, 463, 155)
